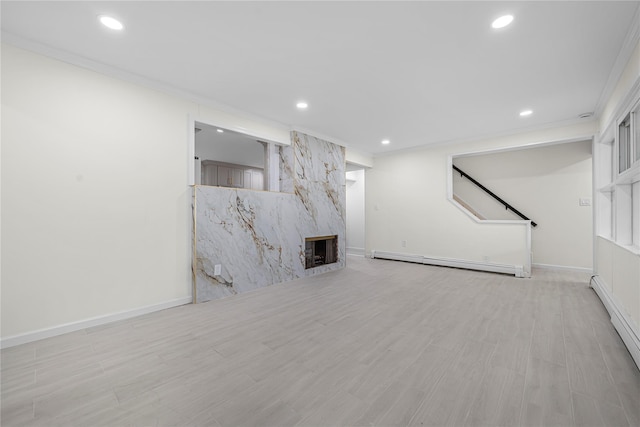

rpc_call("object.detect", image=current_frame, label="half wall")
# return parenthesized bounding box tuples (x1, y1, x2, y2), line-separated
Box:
(193, 131, 346, 302)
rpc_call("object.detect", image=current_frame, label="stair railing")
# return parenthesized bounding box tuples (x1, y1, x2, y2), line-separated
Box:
(453, 164, 537, 227)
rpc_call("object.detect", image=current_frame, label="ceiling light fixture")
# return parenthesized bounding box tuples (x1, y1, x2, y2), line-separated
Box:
(296, 102, 308, 109)
(519, 110, 533, 117)
(381, 139, 391, 145)
(217, 129, 224, 133)
(491, 15, 513, 29)
(98, 15, 124, 30)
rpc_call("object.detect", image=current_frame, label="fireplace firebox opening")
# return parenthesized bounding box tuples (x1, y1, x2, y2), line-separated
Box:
(305, 235, 338, 269)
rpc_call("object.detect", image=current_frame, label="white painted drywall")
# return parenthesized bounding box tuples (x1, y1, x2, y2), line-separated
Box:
(453, 140, 593, 270)
(597, 237, 640, 332)
(346, 169, 365, 255)
(345, 148, 374, 169)
(0, 44, 289, 340)
(366, 121, 597, 270)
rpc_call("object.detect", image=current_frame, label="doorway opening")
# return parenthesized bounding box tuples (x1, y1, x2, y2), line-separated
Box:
(346, 164, 366, 256)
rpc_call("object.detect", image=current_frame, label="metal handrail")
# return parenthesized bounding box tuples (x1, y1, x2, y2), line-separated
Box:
(453, 164, 537, 227)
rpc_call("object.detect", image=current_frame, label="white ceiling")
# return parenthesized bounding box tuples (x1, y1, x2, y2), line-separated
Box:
(2, 1, 639, 155)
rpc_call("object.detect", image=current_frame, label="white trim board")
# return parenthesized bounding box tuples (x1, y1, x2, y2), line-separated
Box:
(0, 297, 192, 349)
(371, 250, 527, 278)
(590, 276, 640, 371)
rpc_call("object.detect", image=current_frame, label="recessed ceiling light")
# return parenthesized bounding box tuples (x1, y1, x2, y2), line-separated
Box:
(381, 139, 391, 145)
(296, 102, 308, 109)
(519, 110, 533, 117)
(217, 129, 224, 133)
(492, 15, 513, 29)
(98, 15, 124, 31)
(578, 112, 594, 119)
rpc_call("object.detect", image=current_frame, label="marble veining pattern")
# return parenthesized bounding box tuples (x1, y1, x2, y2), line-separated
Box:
(279, 144, 295, 194)
(194, 131, 346, 303)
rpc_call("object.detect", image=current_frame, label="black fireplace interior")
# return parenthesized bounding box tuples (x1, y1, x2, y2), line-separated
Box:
(305, 235, 338, 269)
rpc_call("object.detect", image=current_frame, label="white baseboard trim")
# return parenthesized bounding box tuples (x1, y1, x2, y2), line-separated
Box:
(346, 247, 365, 257)
(591, 276, 640, 370)
(532, 263, 593, 274)
(371, 250, 421, 264)
(371, 250, 527, 277)
(0, 296, 192, 349)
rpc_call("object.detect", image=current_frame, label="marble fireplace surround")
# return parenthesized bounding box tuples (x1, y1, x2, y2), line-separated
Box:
(193, 131, 346, 303)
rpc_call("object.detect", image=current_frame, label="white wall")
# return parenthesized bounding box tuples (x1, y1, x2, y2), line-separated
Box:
(346, 169, 365, 255)
(366, 121, 597, 272)
(453, 140, 593, 270)
(0, 44, 290, 342)
(596, 238, 640, 339)
(345, 148, 374, 169)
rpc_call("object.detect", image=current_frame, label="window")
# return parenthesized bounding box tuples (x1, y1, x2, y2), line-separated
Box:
(633, 182, 640, 247)
(598, 97, 640, 251)
(617, 101, 640, 175)
(619, 114, 631, 173)
(594, 93, 640, 253)
(635, 110, 640, 163)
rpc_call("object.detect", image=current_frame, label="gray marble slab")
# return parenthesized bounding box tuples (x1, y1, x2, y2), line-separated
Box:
(194, 131, 346, 303)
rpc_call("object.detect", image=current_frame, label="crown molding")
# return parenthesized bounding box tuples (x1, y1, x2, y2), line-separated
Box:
(1, 31, 292, 136)
(593, 5, 640, 119)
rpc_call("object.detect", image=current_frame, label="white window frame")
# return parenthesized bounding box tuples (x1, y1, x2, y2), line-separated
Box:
(609, 97, 640, 251)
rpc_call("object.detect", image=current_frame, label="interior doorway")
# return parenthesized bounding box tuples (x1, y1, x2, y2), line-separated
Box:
(346, 165, 366, 256)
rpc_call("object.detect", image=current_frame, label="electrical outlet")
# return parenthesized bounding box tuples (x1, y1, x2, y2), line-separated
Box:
(579, 198, 592, 206)
(401, 240, 406, 248)
(214, 264, 222, 275)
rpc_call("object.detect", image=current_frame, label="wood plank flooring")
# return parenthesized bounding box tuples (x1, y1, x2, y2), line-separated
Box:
(2, 256, 639, 426)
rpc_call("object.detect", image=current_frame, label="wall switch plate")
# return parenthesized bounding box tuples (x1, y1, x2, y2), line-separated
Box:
(579, 198, 592, 206)
(214, 264, 222, 275)
(401, 240, 406, 247)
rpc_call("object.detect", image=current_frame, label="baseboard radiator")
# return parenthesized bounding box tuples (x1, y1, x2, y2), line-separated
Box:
(370, 250, 527, 277)
(590, 276, 640, 370)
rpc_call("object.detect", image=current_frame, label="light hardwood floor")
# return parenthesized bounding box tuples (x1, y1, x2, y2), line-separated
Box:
(2, 256, 639, 426)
